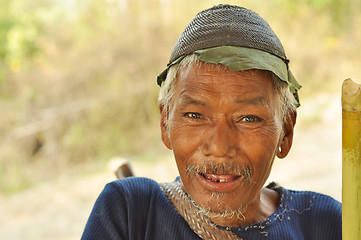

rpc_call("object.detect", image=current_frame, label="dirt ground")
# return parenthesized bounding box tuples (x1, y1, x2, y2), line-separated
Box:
(0, 95, 343, 240)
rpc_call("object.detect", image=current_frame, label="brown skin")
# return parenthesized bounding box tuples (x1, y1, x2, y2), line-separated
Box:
(160, 63, 296, 227)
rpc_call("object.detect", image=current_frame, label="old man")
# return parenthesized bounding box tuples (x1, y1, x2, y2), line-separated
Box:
(82, 4, 341, 239)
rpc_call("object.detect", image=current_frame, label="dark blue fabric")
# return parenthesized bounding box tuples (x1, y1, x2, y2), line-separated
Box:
(81, 177, 341, 240)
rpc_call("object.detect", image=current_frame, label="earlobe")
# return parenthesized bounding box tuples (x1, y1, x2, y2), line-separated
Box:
(277, 110, 297, 159)
(159, 104, 172, 150)
(276, 146, 287, 158)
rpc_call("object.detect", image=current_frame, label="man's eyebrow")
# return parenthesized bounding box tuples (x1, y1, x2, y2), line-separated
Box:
(179, 94, 206, 106)
(232, 96, 270, 106)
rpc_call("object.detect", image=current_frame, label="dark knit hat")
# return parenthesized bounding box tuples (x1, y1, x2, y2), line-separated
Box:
(170, 4, 287, 64)
(157, 4, 301, 106)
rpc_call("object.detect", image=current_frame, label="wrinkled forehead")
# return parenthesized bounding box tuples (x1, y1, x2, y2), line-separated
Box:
(175, 63, 276, 103)
(177, 61, 273, 87)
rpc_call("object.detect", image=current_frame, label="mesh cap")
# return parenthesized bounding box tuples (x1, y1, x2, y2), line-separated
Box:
(157, 4, 301, 107)
(169, 4, 288, 65)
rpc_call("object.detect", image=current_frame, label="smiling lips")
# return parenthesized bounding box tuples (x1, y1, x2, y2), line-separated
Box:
(197, 172, 244, 192)
(201, 173, 241, 183)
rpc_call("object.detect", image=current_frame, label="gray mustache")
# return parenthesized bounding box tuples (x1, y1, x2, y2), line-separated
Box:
(186, 162, 253, 181)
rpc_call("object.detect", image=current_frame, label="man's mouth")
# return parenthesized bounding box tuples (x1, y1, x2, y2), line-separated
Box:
(199, 173, 241, 183)
(196, 171, 245, 192)
(186, 162, 252, 192)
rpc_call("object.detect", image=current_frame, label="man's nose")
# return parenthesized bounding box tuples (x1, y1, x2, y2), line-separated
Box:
(202, 120, 238, 158)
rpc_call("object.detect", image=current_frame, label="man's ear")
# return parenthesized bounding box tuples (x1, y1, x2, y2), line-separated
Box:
(159, 104, 172, 150)
(277, 110, 297, 159)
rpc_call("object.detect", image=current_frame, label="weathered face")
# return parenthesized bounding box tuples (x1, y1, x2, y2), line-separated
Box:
(161, 63, 292, 218)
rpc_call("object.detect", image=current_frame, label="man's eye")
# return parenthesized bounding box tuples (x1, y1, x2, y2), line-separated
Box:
(240, 115, 261, 123)
(185, 112, 202, 119)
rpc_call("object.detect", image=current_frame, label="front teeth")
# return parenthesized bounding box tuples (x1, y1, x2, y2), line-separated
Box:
(201, 173, 229, 183)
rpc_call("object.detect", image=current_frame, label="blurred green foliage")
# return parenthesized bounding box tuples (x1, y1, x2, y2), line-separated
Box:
(0, 0, 360, 193)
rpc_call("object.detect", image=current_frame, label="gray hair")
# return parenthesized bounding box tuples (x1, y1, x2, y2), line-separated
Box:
(158, 54, 297, 119)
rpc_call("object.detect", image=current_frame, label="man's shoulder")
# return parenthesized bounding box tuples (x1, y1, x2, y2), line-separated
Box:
(261, 187, 341, 239)
(104, 177, 163, 199)
(280, 187, 342, 238)
(267, 183, 341, 214)
(94, 177, 171, 216)
(284, 188, 341, 213)
(108, 176, 160, 189)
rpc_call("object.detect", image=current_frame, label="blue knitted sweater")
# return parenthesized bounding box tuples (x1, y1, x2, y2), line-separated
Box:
(81, 177, 341, 239)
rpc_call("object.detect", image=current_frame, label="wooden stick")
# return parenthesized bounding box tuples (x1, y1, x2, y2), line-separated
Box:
(342, 78, 361, 239)
(115, 162, 134, 179)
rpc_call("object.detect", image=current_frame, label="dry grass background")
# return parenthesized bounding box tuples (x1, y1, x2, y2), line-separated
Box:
(0, 0, 360, 239)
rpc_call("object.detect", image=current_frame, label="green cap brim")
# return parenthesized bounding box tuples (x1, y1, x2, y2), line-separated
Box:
(157, 46, 301, 107)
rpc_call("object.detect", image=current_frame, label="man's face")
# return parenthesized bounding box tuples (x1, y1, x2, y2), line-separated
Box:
(161, 63, 285, 217)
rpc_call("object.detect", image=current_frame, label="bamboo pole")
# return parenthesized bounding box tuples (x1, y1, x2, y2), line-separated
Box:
(342, 78, 361, 239)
